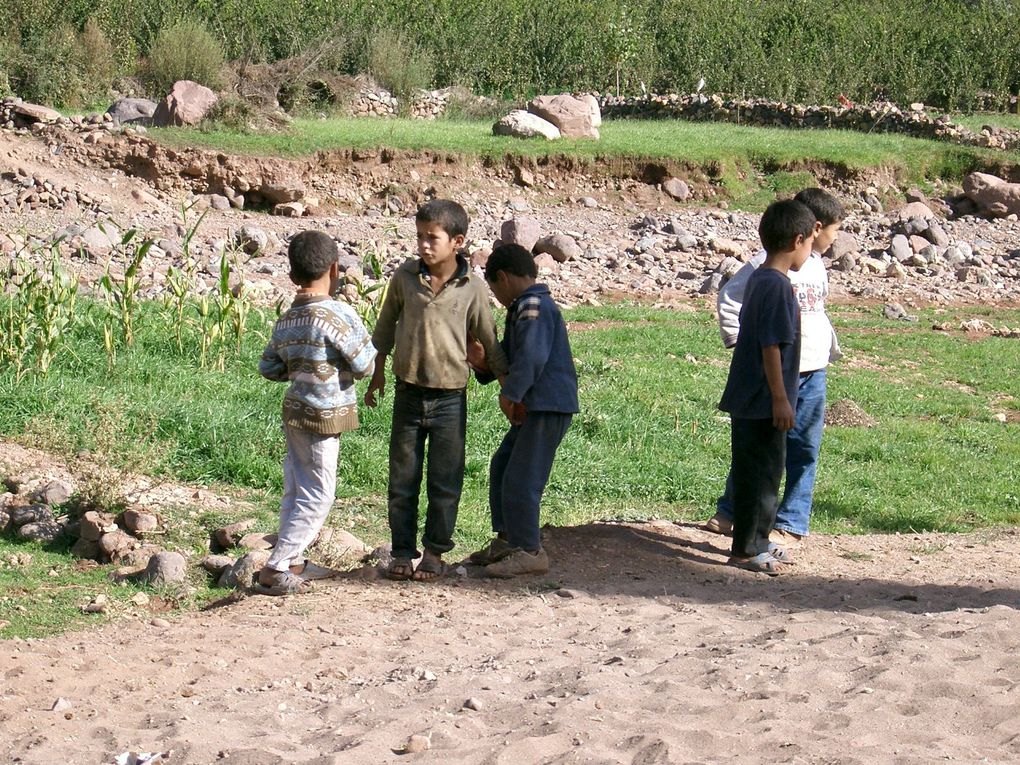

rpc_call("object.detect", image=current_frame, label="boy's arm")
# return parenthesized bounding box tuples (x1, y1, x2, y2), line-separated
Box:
(327, 307, 377, 380)
(365, 275, 401, 406)
(762, 344, 794, 431)
(467, 288, 509, 377)
(499, 297, 553, 405)
(717, 255, 761, 348)
(258, 340, 288, 382)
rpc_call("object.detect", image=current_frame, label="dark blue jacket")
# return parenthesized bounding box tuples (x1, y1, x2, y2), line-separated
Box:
(486, 284, 579, 414)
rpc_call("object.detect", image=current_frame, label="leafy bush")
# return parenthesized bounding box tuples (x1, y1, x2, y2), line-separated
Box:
(365, 27, 435, 105)
(142, 18, 226, 98)
(1, 0, 1018, 110)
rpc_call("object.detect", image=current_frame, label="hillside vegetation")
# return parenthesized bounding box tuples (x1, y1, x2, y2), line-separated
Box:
(1, 0, 1018, 111)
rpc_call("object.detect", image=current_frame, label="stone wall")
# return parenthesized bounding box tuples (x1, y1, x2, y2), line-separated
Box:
(598, 93, 1020, 152)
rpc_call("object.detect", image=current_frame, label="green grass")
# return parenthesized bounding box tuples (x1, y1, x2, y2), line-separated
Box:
(153, 117, 1018, 204)
(952, 112, 1020, 132)
(2, 300, 1020, 636)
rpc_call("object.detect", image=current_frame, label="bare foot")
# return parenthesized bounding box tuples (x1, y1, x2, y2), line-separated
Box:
(412, 549, 448, 582)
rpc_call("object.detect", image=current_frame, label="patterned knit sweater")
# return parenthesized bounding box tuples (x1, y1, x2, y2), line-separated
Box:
(259, 294, 377, 434)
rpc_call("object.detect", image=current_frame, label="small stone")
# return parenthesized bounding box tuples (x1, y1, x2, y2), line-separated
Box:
(51, 698, 73, 713)
(463, 697, 484, 711)
(238, 532, 278, 551)
(201, 555, 235, 575)
(580, 196, 598, 208)
(12, 504, 53, 527)
(661, 177, 690, 202)
(130, 591, 150, 606)
(514, 166, 535, 187)
(17, 519, 64, 543)
(151, 618, 171, 628)
(208, 194, 230, 211)
(403, 734, 431, 753)
(30, 479, 73, 506)
(83, 594, 108, 613)
(212, 519, 256, 550)
(80, 511, 117, 541)
(122, 508, 159, 534)
(99, 529, 136, 559)
(140, 551, 187, 586)
(218, 549, 271, 589)
(534, 233, 581, 263)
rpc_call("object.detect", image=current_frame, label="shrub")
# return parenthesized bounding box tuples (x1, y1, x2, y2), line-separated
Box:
(142, 18, 226, 98)
(365, 27, 435, 106)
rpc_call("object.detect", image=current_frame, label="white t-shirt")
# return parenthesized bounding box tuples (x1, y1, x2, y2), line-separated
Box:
(716, 250, 839, 373)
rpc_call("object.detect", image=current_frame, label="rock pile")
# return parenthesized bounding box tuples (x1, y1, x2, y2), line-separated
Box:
(350, 87, 400, 117)
(1, 167, 107, 214)
(0, 468, 190, 585)
(599, 92, 1020, 152)
(409, 89, 451, 120)
(203, 520, 373, 590)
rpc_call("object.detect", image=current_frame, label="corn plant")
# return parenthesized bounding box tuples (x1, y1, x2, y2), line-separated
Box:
(351, 241, 387, 324)
(163, 260, 196, 354)
(195, 249, 253, 370)
(0, 252, 37, 381)
(98, 230, 151, 350)
(31, 252, 79, 375)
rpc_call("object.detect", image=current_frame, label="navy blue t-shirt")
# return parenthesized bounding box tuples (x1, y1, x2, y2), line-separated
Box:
(718, 267, 801, 419)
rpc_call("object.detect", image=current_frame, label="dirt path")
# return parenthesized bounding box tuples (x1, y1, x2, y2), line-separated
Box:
(3, 521, 1019, 764)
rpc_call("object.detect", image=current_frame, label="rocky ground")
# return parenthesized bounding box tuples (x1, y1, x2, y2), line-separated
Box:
(2, 124, 1020, 316)
(3, 120, 1020, 764)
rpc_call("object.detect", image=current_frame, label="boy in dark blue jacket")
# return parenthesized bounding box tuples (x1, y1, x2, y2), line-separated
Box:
(469, 244, 579, 577)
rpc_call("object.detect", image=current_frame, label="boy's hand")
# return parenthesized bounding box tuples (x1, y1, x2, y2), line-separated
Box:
(466, 332, 489, 373)
(499, 394, 527, 426)
(772, 397, 795, 431)
(365, 366, 386, 408)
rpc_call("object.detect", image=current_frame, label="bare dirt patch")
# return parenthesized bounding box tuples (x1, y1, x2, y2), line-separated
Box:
(2, 520, 1019, 763)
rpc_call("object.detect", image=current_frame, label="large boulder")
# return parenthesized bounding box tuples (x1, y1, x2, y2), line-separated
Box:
(12, 102, 62, 124)
(527, 95, 600, 139)
(962, 172, 1020, 218)
(500, 217, 543, 252)
(151, 81, 219, 128)
(493, 110, 561, 140)
(106, 98, 157, 126)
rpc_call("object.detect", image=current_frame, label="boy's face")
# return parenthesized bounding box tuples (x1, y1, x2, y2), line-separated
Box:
(789, 230, 815, 272)
(486, 271, 515, 308)
(416, 220, 463, 272)
(812, 220, 842, 255)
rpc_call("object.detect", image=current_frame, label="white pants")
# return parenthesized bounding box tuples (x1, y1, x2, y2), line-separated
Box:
(266, 424, 340, 572)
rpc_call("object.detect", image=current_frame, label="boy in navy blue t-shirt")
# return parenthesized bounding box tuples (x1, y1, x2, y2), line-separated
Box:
(719, 200, 816, 575)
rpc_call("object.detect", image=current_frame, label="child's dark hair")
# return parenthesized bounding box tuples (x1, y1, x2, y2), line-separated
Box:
(759, 200, 817, 255)
(288, 230, 338, 284)
(485, 243, 538, 281)
(794, 187, 845, 226)
(416, 199, 469, 238)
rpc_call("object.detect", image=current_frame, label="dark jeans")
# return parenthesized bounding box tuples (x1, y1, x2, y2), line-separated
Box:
(716, 369, 827, 536)
(489, 412, 572, 552)
(730, 417, 786, 559)
(388, 381, 466, 560)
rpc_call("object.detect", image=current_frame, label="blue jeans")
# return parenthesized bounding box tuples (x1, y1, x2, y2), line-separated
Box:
(717, 368, 827, 536)
(489, 412, 572, 552)
(387, 381, 466, 560)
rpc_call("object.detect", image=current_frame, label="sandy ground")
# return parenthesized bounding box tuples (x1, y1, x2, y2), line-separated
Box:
(3, 124, 1020, 765)
(2, 521, 1019, 764)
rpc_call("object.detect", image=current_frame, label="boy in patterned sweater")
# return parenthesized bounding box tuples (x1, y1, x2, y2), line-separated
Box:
(469, 244, 579, 578)
(256, 230, 377, 595)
